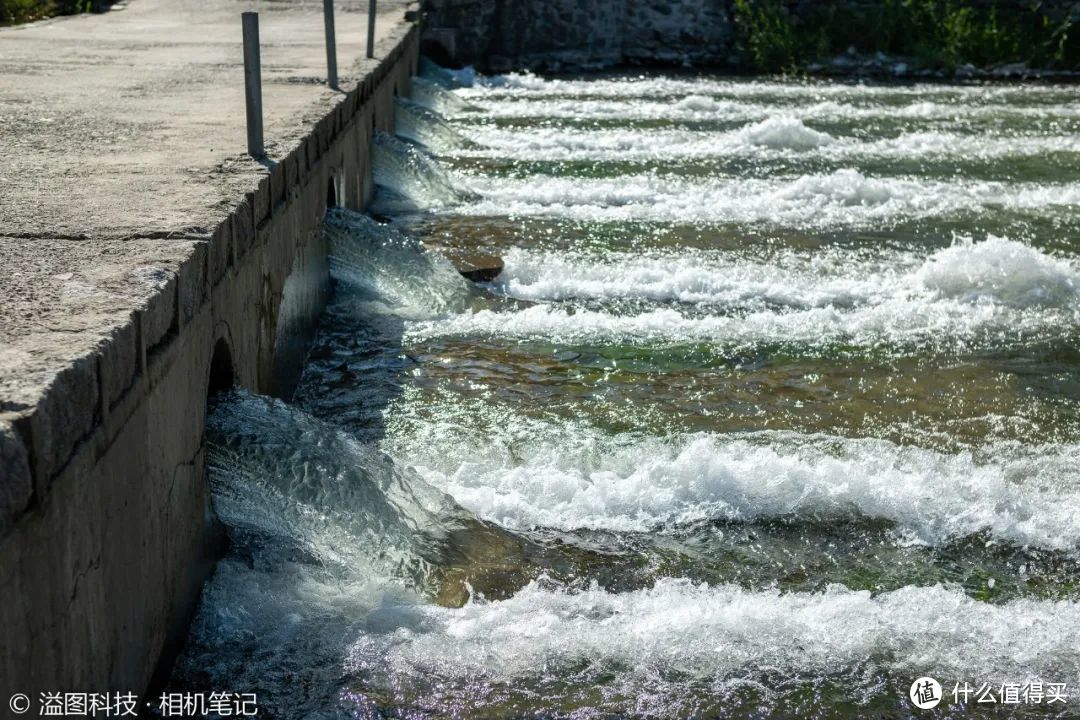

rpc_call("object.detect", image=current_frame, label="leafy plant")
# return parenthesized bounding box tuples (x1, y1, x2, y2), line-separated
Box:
(1, 0, 113, 26)
(733, 0, 804, 73)
(1, 0, 42, 24)
(732, 0, 1079, 72)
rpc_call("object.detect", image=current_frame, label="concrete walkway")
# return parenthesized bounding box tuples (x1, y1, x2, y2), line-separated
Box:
(0, 0, 409, 530)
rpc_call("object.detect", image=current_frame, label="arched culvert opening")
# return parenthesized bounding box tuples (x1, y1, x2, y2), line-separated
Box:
(199, 334, 234, 671)
(326, 174, 338, 208)
(207, 337, 235, 397)
(420, 41, 454, 68)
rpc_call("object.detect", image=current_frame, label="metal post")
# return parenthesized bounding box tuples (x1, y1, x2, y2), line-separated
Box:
(241, 12, 265, 158)
(366, 0, 376, 58)
(323, 0, 338, 89)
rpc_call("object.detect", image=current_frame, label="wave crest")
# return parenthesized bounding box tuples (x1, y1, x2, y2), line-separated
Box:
(738, 115, 835, 150)
(917, 236, 1079, 308)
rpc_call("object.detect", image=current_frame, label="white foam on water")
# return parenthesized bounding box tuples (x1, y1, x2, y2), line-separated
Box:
(865, 130, 1080, 160)
(453, 170, 1080, 227)
(492, 245, 890, 307)
(325, 208, 469, 319)
(347, 578, 1080, 714)
(460, 95, 1080, 123)
(738, 115, 836, 150)
(450, 74, 1080, 133)
(371, 131, 467, 214)
(418, 58, 478, 89)
(463, 72, 1079, 102)
(407, 426, 1080, 550)
(204, 390, 489, 598)
(394, 98, 470, 154)
(181, 392, 1080, 717)
(917, 237, 1080, 308)
(405, 294, 1066, 352)
(410, 76, 476, 116)
(494, 237, 1079, 309)
(451, 123, 1080, 162)
(458, 125, 730, 161)
(463, 96, 768, 121)
(179, 70, 1080, 718)
(410, 238, 1080, 351)
(674, 93, 724, 112)
(455, 116, 836, 160)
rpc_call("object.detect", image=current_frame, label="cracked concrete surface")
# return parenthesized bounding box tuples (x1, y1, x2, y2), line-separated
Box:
(0, 0, 418, 699)
(0, 0, 404, 237)
(0, 0, 410, 517)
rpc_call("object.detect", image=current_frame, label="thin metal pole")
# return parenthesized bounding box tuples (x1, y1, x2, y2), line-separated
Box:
(366, 0, 376, 59)
(323, 0, 338, 89)
(242, 12, 265, 158)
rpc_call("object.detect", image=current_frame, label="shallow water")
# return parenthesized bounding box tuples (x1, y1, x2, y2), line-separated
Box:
(170, 72, 1080, 718)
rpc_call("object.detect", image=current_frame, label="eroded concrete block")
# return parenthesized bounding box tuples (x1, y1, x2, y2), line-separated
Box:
(293, 143, 308, 185)
(22, 353, 100, 494)
(0, 417, 32, 537)
(177, 242, 209, 326)
(136, 267, 178, 351)
(306, 134, 319, 172)
(209, 216, 233, 286)
(98, 314, 140, 411)
(253, 174, 271, 226)
(317, 114, 334, 154)
(231, 197, 255, 263)
(283, 151, 300, 200)
(269, 162, 286, 212)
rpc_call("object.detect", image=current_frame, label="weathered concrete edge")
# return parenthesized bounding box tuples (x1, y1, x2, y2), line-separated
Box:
(0, 18, 419, 701)
(0, 21, 420, 539)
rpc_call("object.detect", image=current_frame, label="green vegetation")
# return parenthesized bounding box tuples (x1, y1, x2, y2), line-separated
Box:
(1, 0, 112, 26)
(733, 0, 1080, 73)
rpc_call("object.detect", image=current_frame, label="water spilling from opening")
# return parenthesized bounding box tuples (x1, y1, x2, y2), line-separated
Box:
(169, 66, 1080, 719)
(369, 131, 469, 215)
(394, 97, 471, 154)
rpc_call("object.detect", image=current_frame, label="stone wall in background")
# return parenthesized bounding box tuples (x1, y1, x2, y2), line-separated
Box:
(622, 0, 735, 66)
(421, 0, 1080, 74)
(421, 0, 735, 72)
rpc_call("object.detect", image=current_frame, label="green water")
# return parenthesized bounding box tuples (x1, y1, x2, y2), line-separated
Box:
(171, 73, 1080, 719)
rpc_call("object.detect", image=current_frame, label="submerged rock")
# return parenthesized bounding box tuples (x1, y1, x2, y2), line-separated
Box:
(451, 253, 505, 283)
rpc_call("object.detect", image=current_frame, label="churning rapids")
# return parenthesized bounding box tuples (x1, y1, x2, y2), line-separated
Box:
(166, 66, 1080, 718)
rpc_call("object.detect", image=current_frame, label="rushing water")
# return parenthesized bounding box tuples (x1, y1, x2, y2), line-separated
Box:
(169, 69, 1080, 718)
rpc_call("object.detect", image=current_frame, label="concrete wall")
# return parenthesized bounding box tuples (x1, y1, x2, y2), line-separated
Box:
(0, 24, 419, 705)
